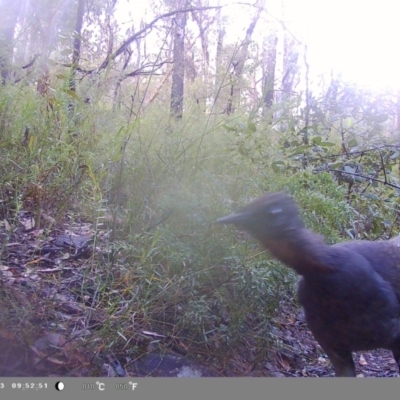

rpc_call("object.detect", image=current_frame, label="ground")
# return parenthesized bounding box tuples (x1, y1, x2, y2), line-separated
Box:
(264, 299, 399, 377)
(0, 215, 399, 377)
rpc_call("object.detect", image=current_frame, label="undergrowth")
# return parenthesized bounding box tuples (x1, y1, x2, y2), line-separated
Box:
(1, 78, 400, 376)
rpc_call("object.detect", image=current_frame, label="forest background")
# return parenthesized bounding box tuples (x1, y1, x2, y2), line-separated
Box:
(1, 0, 400, 377)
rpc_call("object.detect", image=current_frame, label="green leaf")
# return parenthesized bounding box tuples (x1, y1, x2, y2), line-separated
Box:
(348, 138, 358, 148)
(312, 136, 322, 145)
(343, 118, 353, 128)
(320, 142, 336, 147)
(289, 145, 311, 156)
(328, 162, 344, 169)
(62, 89, 82, 102)
(247, 122, 257, 132)
(223, 125, 236, 132)
(271, 161, 285, 173)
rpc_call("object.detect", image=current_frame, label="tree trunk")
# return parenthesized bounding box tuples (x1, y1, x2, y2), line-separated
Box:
(213, 3, 225, 115)
(70, 0, 85, 91)
(0, 0, 21, 84)
(262, 35, 278, 111)
(170, 8, 187, 119)
(282, 37, 299, 98)
(226, 1, 264, 114)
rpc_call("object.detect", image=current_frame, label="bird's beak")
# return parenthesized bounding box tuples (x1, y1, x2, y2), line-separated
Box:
(215, 211, 247, 225)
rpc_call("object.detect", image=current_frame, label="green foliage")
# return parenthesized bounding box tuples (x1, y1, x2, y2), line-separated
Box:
(3, 64, 400, 375)
(224, 79, 400, 244)
(0, 83, 99, 223)
(87, 79, 400, 370)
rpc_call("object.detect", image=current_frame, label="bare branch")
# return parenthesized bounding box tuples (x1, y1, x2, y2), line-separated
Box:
(22, 54, 41, 69)
(326, 169, 400, 191)
(121, 60, 173, 80)
(97, 5, 222, 72)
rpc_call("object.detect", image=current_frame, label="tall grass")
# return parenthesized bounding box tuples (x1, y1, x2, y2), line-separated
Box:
(1, 75, 396, 375)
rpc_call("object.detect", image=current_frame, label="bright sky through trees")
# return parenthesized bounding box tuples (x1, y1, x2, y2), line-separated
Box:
(283, 0, 400, 91)
(116, 0, 400, 92)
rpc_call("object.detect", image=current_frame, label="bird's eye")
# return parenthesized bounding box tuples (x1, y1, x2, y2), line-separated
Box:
(270, 207, 282, 215)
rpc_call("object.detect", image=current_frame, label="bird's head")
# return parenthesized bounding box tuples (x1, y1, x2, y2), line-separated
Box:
(216, 191, 304, 240)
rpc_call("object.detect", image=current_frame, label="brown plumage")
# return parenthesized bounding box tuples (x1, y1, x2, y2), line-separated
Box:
(217, 191, 400, 377)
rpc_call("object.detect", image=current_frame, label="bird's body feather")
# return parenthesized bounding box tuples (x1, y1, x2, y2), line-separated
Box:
(217, 192, 400, 377)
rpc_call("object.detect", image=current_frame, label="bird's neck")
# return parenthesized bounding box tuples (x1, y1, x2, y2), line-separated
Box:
(259, 228, 335, 275)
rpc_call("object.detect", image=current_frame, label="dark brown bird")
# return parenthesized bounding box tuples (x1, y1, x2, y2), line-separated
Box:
(217, 191, 400, 377)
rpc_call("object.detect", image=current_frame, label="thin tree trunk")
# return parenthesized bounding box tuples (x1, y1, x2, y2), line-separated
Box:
(0, 0, 21, 84)
(213, 3, 225, 115)
(282, 37, 299, 98)
(68, 0, 85, 114)
(170, 8, 187, 119)
(262, 35, 278, 111)
(226, 1, 264, 114)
